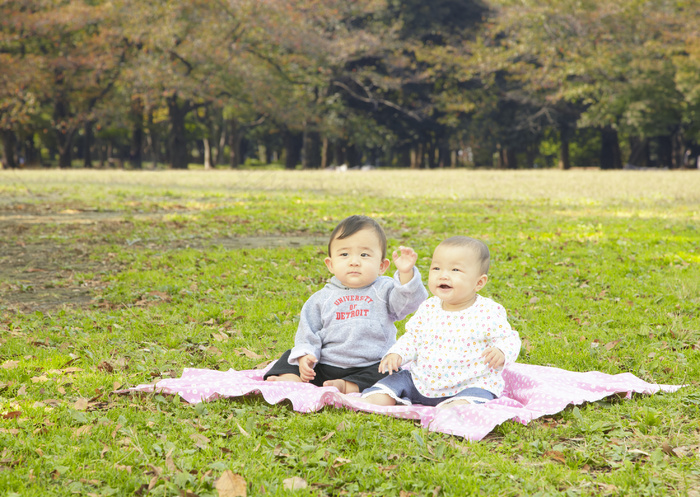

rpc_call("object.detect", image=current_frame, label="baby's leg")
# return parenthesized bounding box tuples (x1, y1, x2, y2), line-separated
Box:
(263, 350, 304, 383)
(265, 373, 303, 383)
(323, 379, 359, 394)
(361, 392, 397, 406)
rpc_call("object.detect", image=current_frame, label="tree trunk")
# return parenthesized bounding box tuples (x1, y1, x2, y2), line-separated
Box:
(497, 144, 517, 169)
(214, 117, 226, 166)
(83, 121, 94, 168)
(525, 142, 537, 169)
(283, 129, 303, 169)
(558, 124, 570, 170)
(656, 135, 673, 169)
(426, 140, 436, 168)
(411, 143, 424, 169)
(1, 130, 18, 168)
(600, 126, 622, 169)
(167, 95, 189, 169)
(321, 137, 329, 169)
(438, 139, 451, 168)
(228, 118, 244, 168)
(672, 131, 684, 169)
(397, 144, 411, 168)
(302, 130, 322, 169)
(347, 144, 360, 168)
(627, 136, 649, 168)
(130, 97, 144, 169)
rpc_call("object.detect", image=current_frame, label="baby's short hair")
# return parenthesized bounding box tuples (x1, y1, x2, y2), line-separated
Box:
(328, 215, 388, 259)
(439, 236, 490, 274)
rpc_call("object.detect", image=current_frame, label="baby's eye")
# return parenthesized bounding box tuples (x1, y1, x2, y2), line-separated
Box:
(361, 253, 370, 257)
(431, 266, 440, 271)
(452, 268, 461, 272)
(339, 252, 349, 257)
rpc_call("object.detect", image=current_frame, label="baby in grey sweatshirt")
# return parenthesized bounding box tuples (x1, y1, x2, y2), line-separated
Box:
(264, 215, 428, 393)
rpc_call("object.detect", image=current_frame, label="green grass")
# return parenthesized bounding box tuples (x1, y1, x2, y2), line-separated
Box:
(1, 169, 699, 496)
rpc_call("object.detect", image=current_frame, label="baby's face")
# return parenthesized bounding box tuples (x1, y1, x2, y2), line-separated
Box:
(428, 244, 487, 311)
(324, 228, 390, 288)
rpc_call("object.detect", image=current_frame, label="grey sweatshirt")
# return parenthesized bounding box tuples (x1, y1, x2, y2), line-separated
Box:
(288, 267, 428, 368)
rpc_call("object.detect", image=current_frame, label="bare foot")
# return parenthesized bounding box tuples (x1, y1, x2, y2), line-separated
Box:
(323, 379, 359, 394)
(361, 392, 397, 406)
(265, 373, 303, 383)
(437, 397, 482, 409)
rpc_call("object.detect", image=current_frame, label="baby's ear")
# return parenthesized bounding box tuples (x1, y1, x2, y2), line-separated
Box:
(476, 274, 488, 291)
(379, 258, 391, 274)
(324, 257, 334, 272)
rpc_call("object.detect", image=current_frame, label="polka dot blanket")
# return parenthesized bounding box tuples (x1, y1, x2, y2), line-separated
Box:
(121, 362, 682, 441)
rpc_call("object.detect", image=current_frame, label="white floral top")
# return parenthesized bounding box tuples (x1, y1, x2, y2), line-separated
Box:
(387, 295, 521, 398)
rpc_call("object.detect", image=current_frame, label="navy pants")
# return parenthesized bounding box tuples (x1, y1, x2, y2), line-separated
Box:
(263, 349, 389, 392)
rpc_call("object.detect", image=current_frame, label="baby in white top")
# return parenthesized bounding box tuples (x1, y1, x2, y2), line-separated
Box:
(361, 236, 521, 407)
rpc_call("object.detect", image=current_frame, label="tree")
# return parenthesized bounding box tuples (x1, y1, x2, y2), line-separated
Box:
(1, 1, 127, 168)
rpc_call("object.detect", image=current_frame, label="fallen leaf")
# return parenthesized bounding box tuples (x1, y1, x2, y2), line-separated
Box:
(544, 450, 566, 464)
(165, 449, 176, 471)
(190, 433, 210, 447)
(74, 398, 89, 411)
(97, 362, 114, 373)
(283, 476, 307, 490)
(529, 296, 539, 304)
(672, 445, 700, 458)
(147, 476, 159, 491)
(2, 411, 21, 420)
(604, 340, 621, 351)
(31, 375, 49, 383)
(320, 431, 335, 443)
(237, 348, 263, 359)
(215, 470, 247, 497)
(333, 457, 352, 467)
(74, 425, 92, 437)
(661, 442, 678, 457)
(236, 423, 250, 437)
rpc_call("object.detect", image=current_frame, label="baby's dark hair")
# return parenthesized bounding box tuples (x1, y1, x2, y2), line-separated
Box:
(439, 236, 490, 275)
(328, 215, 387, 259)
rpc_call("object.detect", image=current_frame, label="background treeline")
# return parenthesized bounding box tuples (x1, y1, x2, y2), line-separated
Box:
(1, 0, 699, 170)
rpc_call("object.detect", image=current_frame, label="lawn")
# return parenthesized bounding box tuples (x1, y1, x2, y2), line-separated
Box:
(1, 168, 699, 496)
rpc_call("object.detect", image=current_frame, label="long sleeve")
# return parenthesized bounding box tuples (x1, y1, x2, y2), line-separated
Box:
(288, 296, 325, 365)
(488, 304, 521, 367)
(385, 267, 429, 322)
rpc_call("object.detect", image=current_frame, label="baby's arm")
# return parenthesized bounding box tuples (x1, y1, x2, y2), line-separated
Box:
(392, 246, 418, 285)
(481, 304, 521, 369)
(378, 353, 403, 374)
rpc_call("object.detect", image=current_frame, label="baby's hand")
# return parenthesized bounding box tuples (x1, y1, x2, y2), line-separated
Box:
(481, 347, 505, 369)
(392, 246, 418, 274)
(298, 354, 317, 382)
(379, 353, 402, 374)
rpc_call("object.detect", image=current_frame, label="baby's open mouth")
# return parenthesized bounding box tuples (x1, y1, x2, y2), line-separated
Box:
(438, 284, 452, 289)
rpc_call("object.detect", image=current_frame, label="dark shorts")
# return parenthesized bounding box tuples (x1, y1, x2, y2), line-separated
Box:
(263, 349, 389, 392)
(361, 369, 496, 406)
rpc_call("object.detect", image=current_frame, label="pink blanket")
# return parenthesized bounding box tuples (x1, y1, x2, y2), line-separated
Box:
(124, 363, 682, 441)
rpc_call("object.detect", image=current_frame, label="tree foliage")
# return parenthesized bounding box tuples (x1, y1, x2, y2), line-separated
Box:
(0, 0, 698, 169)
